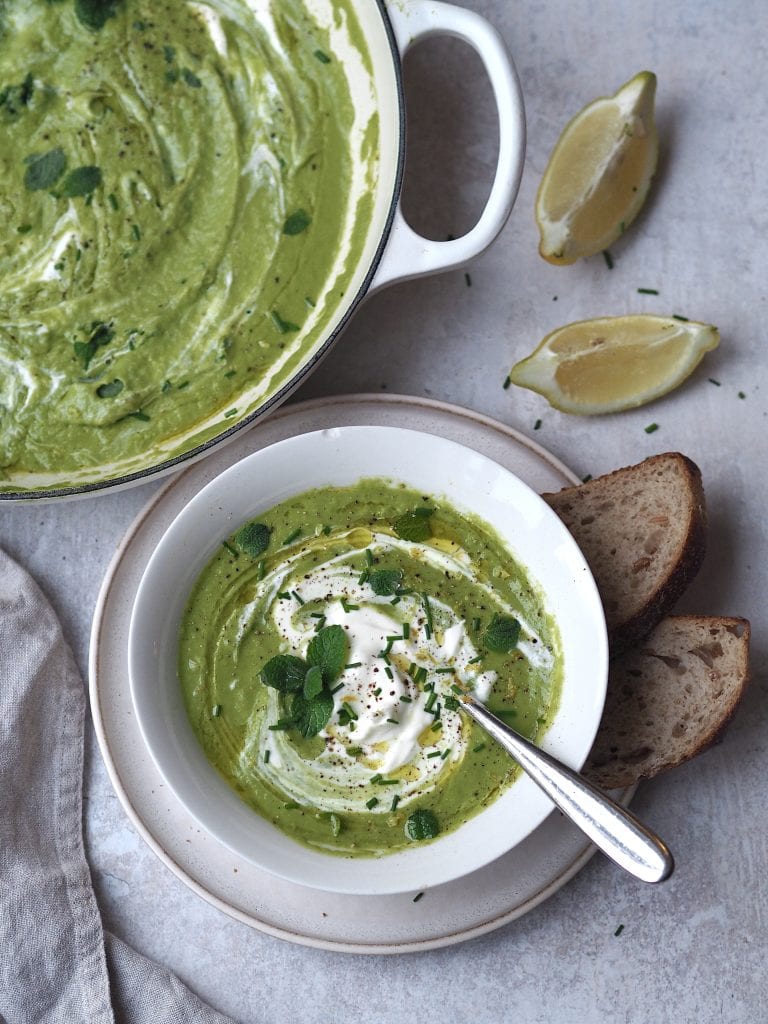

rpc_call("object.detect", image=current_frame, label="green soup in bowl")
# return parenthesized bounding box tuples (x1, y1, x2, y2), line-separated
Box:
(178, 479, 563, 856)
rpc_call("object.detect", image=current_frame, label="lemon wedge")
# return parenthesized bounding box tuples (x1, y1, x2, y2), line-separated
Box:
(536, 72, 658, 264)
(508, 316, 720, 415)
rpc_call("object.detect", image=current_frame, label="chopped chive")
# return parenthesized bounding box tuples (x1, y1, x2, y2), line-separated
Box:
(374, 778, 399, 785)
(534, 419, 542, 431)
(637, 287, 659, 295)
(413, 891, 424, 903)
(131, 223, 141, 241)
(341, 597, 360, 613)
(257, 559, 266, 580)
(314, 49, 331, 63)
(502, 375, 511, 390)
(644, 423, 659, 434)
(370, 774, 382, 784)
(708, 378, 721, 386)
(424, 690, 437, 712)
(345, 662, 363, 670)
(390, 596, 401, 606)
(441, 747, 451, 760)
(408, 662, 417, 677)
(390, 794, 400, 812)
(277, 591, 291, 600)
(415, 667, 428, 686)
(431, 721, 443, 733)
(614, 924, 625, 937)
(322, 524, 332, 535)
(224, 369, 236, 378)
(178, 380, 189, 389)
(472, 742, 486, 753)
(373, 687, 382, 697)
(223, 408, 237, 418)
(424, 682, 434, 692)
(468, 655, 482, 665)
(269, 720, 292, 731)
(347, 746, 363, 755)
(366, 797, 379, 809)
(108, 192, 119, 210)
(386, 717, 398, 724)
(464, 272, 472, 287)
(283, 801, 300, 810)
(222, 540, 239, 558)
(444, 696, 460, 711)
(402, 622, 410, 639)
(309, 611, 325, 619)
(365, 549, 374, 566)
(472, 617, 481, 632)
(450, 683, 463, 694)
(330, 682, 344, 694)
(435, 667, 454, 675)
(421, 594, 433, 639)
(291, 590, 304, 604)
(386, 634, 403, 643)
(385, 667, 393, 680)
(602, 250, 614, 269)
(400, 696, 413, 703)
(211, 704, 222, 717)
(582, 473, 593, 483)
(282, 527, 302, 545)
(672, 314, 689, 321)
(738, 391, 746, 399)
(263, 749, 270, 763)
(426, 750, 441, 758)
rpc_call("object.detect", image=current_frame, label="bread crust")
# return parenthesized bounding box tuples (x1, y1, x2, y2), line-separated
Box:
(543, 453, 707, 656)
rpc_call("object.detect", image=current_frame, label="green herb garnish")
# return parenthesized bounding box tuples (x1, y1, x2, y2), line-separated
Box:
(366, 796, 378, 810)
(75, 0, 121, 30)
(282, 527, 302, 545)
(271, 310, 300, 334)
(393, 508, 434, 543)
(502, 375, 511, 390)
(484, 614, 521, 653)
(291, 685, 334, 738)
(261, 655, 307, 693)
(602, 249, 614, 270)
(24, 148, 66, 192)
(96, 379, 123, 398)
(637, 287, 659, 295)
(405, 809, 439, 842)
(222, 540, 239, 558)
(61, 165, 102, 198)
(211, 704, 222, 717)
(302, 665, 324, 700)
(314, 49, 331, 63)
(235, 521, 271, 557)
(307, 624, 347, 684)
(182, 68, 202, 88)
(283, 209, 312, 235)
(644, 422, 659, 434)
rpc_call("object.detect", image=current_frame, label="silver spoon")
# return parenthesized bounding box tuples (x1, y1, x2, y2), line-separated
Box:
(461, 697, 674, 883)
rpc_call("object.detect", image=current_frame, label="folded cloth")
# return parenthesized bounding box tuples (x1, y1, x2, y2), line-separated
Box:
(0, 551, 234, 1024)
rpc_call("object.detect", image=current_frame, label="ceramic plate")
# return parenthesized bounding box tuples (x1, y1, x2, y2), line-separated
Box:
(89, 393, 634, 952)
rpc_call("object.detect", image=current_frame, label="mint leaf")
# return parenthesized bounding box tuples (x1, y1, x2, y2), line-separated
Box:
(283, 209, 312, 235)
(303, 664, 324, 700)
(73, 321, 115, 369)
(75, 0, 121, 30)
(61, 165, 102, 197)
(393, 508, 434, 543)
(367, 568, 403, 596)
(0, 73, 35, 120)
(306, 624, 347, 684)
(24, 148, 66, 191)
(96, 378, 123, 398)
(261, 654, 306, 693)
(291, 686, 334, 738)
(404, 809, 439, 841)
(483, 614, 521, 653)
(234, 521, 270, 557)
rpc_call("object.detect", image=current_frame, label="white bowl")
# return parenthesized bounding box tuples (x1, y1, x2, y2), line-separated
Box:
(128, 426, 607, 895)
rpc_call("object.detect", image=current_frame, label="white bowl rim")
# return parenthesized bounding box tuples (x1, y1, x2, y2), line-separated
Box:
(128, 425, 608, 895)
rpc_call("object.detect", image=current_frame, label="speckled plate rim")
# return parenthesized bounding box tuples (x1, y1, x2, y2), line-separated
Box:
(89, 393, 636, 954)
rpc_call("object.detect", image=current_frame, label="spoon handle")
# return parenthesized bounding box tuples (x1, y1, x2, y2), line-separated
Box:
(462, 700, 674, 884)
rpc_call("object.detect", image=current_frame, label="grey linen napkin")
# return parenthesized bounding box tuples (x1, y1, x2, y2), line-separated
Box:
(0, 550, 235, 1024)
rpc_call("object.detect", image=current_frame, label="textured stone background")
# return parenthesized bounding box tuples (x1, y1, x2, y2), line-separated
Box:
(3, 1, 766, 1020)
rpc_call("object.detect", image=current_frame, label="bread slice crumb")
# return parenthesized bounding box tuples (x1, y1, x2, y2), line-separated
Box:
(585, 615, 750, 789)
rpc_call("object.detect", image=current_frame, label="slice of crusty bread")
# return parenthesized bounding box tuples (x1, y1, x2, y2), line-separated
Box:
(584, 615, 750, 789)
(543, 453, 706, 655)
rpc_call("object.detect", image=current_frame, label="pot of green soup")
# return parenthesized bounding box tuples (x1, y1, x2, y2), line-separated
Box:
(0, 0, 524, 499)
